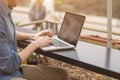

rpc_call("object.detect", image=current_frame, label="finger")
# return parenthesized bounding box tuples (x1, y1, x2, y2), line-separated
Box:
(44, 36, 49, 38)
(47, 38, 53, 45)
(46, 29, 53, 37)
(45, 40, 52, 46)
(47, 37, 52, 40)
(48, 33, 53, 37)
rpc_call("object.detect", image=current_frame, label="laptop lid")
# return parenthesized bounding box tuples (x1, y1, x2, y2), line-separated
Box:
(58, 12, 86, 46)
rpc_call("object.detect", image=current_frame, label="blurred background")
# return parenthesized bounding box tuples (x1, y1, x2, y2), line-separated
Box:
(12, 0, 120, 43)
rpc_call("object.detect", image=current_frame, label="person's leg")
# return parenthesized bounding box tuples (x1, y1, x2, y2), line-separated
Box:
(22, 65, 69, 80)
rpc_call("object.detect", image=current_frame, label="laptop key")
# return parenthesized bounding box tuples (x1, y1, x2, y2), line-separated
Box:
(52, 39, 69, 47)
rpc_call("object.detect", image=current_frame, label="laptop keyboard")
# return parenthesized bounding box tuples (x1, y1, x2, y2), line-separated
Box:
(52, 39, 69, 47)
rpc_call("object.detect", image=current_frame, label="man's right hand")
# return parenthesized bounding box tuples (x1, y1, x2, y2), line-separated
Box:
(32, 36, 52, 49)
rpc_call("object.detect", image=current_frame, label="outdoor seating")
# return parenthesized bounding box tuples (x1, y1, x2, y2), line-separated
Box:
(19, 20, 60, 35)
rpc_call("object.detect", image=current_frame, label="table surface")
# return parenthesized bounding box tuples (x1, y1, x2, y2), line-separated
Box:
(16, 27, 120, 79)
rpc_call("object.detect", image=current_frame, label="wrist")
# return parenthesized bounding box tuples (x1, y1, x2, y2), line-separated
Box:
(24, 41, 37, 52)
(31, 41, 41, 49)
(30, 34, 36, 40)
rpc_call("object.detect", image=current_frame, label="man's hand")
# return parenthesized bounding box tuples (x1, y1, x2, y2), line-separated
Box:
(32, 36, 52, 48)
(33, 29, 53, 40)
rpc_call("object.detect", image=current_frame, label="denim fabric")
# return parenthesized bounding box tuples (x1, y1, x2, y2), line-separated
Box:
(0, 0, 22, 80)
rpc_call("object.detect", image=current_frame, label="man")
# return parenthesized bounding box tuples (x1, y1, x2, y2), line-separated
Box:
(29, 0, 46, 30)
(43, 0, 60, 21)
(0, 0, 69, 80)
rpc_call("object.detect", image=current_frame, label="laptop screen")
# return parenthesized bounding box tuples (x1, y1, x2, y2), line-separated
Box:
(58, 12, 85, 46)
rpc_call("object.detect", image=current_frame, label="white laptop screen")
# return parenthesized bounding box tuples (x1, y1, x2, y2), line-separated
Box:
(58, 12, 85, 46)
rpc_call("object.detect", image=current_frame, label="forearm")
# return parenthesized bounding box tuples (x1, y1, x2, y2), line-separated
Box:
(18, 36, 52, 63)
(18, 42, 37, 63)
(16, 31, 35, 40)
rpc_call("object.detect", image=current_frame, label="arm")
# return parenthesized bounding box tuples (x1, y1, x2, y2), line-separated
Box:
(16, 29, 53, 40)
(18, 36, 52, 63)
(16, 31, 35, 40)
(0, 31, 52, 74)
(16, 29, 53, 62)
(0, 17, 52, 74)
(0, 30, 51, 74)
(0, 19, 21, 74)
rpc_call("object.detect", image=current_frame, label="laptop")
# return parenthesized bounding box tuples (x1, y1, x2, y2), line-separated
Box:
(41, 12, 86, 51)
